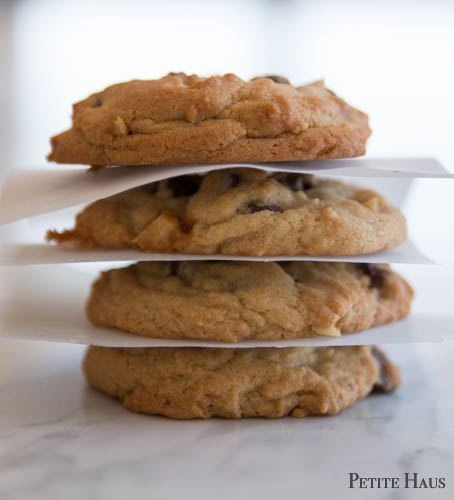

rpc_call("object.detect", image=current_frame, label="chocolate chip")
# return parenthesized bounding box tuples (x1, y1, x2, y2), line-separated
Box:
(264, 75, 290, 84)
(167, 175, 202, 197)
(92, 94, 102, 107)
(246, 202, 283, 214)
(277, 173, 314, 191)
(230, 173, 241, 188)
(167, 72, 187, 79)
(146, 182, 158, 195)
(360, 264, 389, 289)
(169, 262, 180, 275)
(371, 347, 394, 393)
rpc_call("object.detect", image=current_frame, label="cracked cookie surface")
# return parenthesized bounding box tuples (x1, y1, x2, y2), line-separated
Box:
(47, 169, 406, 256)
(83, 345, 400, 419)
(48, 73, 371, 166)
(86, 261, 413, 342)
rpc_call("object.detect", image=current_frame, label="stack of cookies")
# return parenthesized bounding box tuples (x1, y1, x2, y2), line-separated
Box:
(47, 73, 413, 419)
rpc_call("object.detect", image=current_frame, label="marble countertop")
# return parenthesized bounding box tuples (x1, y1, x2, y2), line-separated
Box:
(0, 339, 453, 500)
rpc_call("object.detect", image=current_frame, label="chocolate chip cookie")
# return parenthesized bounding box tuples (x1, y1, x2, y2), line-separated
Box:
(83, 345, 400, 419)
(47, 169, 406, 256)
(86, 261, 413, 342)
(48, 73, 370, 166)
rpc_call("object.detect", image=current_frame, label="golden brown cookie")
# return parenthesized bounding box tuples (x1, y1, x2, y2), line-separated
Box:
(86, 261, 413, 342)
(48, 73, 370, 166)
(47, 169, 406, 256)
(83, 345, 400, 419)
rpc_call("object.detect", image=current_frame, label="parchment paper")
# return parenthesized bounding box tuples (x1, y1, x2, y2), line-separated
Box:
(0, 239, 434, 266)
(0, 158, 450, 224)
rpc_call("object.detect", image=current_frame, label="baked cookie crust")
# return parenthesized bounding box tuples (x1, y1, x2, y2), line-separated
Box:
(83, 345, 400, 419)
(47, 169, 406, 256)
(48, 73, 371, 166)
(86, 261, 413, 342)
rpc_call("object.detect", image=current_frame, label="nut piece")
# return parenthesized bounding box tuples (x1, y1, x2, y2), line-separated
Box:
(113, 116, 128, 136)
(134, 212, 185, 252)
(314, 325, 341, 337)
(364, 196, 379, 211)
(186, 104, 198, 123)
(322, 207, 339, 220)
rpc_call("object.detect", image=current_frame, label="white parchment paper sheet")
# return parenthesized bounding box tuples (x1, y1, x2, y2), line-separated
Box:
(0, 265, 452, 347)
(0, 158, 450, 224)
(0, 239, 434, 266)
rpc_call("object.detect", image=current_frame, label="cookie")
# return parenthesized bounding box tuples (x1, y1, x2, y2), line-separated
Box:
(47, 169, 406, 256)
(83, 345, 400, 419)
(86, 261, 413, 342)
(47, 73, 370, 166)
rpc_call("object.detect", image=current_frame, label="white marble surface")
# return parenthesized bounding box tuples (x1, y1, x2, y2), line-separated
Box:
(0, 339, 453, 500)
